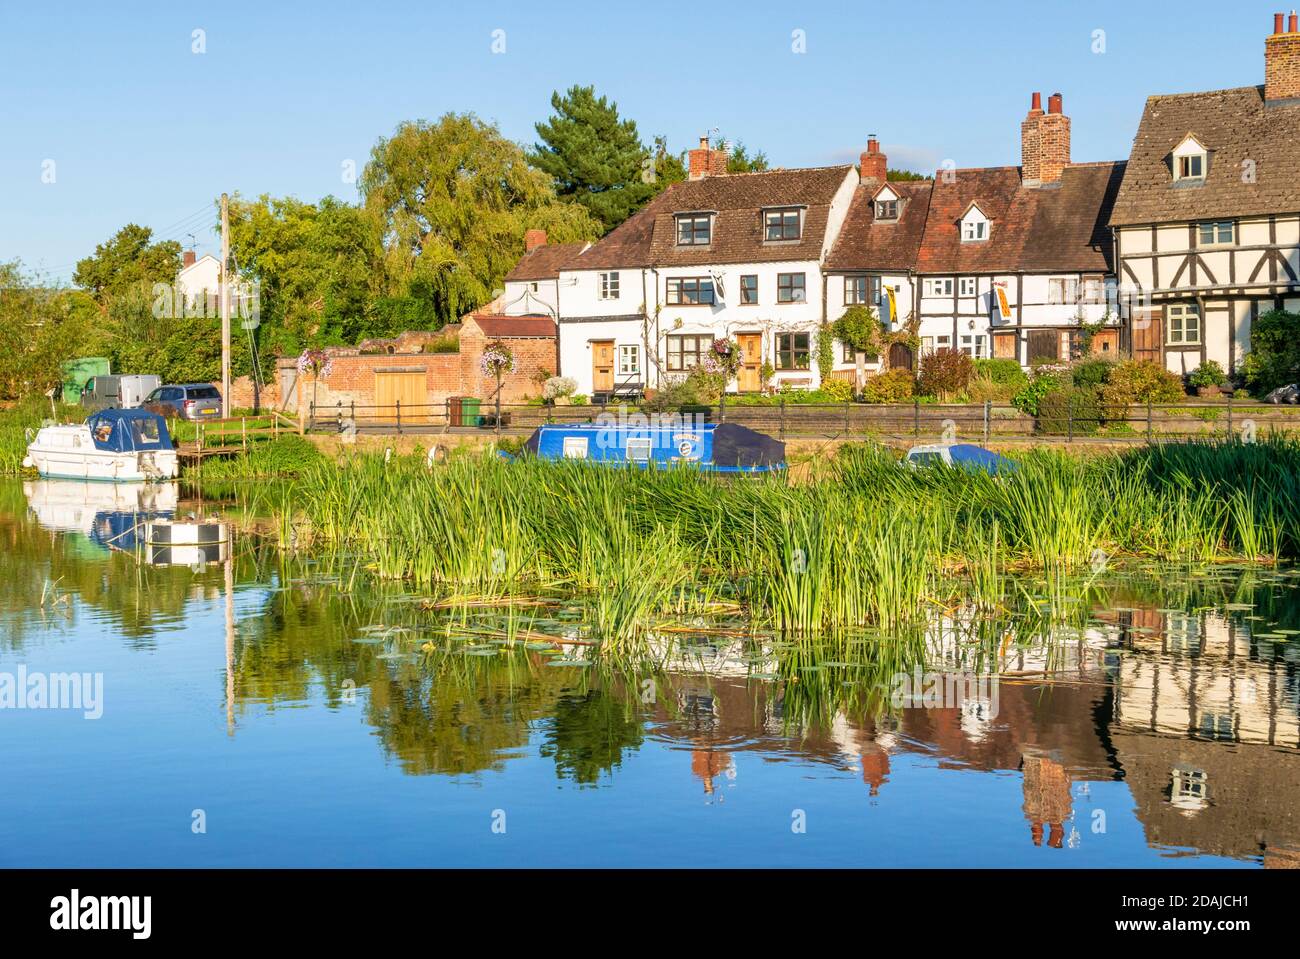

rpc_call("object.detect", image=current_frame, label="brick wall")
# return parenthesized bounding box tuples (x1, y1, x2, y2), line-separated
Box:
(458, 324, 555, 405)
(1266, 24, 1300, 101)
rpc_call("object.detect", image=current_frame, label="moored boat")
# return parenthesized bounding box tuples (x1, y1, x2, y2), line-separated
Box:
(22, 408, 179, 482)
(516, 421, 785, 473)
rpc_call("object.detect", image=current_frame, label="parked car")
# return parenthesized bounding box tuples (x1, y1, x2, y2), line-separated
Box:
(80, 374, 162, 412)
(143, 383, 225, 421)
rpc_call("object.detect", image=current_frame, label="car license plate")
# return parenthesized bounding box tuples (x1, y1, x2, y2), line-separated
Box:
(201, 407, 217, 415)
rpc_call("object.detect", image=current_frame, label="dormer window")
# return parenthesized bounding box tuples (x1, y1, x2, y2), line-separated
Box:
(1172, 136, 1208, 183)
(959, 203, 989, 243)
(763, 208, 802, 241)
(873, 185, 900, 222)
(676, 213, 711, 246)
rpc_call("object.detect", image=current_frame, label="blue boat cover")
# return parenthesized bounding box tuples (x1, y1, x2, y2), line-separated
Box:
(947, 444, 1017, 475)
(520, 421, 784, 472)
(85, 408, 173, 453)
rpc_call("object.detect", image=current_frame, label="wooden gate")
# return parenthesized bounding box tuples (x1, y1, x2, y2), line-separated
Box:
(1027, 330, 1059, 364)
(374, 369, 428, 423)
(1131, 308, 1163, 364)
(887, 342, 914, 371)
(993, 332, 1018, 360)
(736, 333, 763, 392)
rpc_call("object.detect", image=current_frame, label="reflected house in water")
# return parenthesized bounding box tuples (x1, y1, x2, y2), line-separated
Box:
(1110, 607, 1300, 863)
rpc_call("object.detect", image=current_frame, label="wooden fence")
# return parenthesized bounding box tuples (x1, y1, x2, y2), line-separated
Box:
(306, 396, 1300, 445)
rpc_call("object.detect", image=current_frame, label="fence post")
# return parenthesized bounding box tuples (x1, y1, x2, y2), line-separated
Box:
(1226, 393, 1233, 439)
(1146, 397, 1153, 442)
(844, 400, 851, 438)
(242, 417, 248, 452)
(335, 399, 342, 433)
(1067, 392, 1074, 443)
(779, 398, 786, 440)
(913, 399, 920, 438)
(396, 398, 402, 434)
(983, 400, 991, 445)
(350, 400, 355, 429)
(719, 391, 727, 424)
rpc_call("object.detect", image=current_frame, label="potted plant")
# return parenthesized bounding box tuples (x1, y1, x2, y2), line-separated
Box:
(1188, 360, 1228, 397)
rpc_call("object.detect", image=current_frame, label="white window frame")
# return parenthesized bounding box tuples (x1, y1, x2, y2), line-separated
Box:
(1176, 153, 1205, 181)
(959, 334, 988, 359)
(924, 278, 954, 298)
(958, 277, 977, 297)
(1047, 277, 1080, 305)
(1167, 303, 1202, 346)
(845, 276, 868, 305)
(961, 218, 987, 242)
(625, 437, 652, 463)
(562, 437, 588, 459)
(599, 271, 620, 300)
(617, 344, 640, 377)
(1198, 220, 1234, 246)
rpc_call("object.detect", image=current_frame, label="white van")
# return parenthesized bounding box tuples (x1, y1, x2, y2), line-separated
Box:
(80, 374, 162, 412)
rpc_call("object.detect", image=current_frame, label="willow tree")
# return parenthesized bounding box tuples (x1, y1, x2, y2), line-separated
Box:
(360, 113, 600, 325)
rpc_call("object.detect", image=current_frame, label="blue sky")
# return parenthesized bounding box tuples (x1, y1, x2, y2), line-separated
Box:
(0, 1, 1284, 281)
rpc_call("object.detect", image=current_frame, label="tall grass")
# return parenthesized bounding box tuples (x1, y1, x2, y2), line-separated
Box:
(256, 436, 1300, 638)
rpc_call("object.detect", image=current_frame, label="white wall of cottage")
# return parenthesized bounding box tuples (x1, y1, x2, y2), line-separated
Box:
(501, 278, 561, 318)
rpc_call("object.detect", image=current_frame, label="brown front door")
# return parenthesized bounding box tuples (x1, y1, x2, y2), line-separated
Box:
(736, 333, 762, 392)
(993, 332, 1018, 360)
(1131, 309, 1163, 364)
(1090, 329, 1118, 357)
(592, 340, 615, 393)
(374, 369, 427, 423)
(887, 342, 913, 371)
(1027, 330, 1058, 365)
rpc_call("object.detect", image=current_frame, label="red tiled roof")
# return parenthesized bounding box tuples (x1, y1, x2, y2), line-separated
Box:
(504, 242, 590, 281)
(824, 179, 933, 272)
(471, 314, 557, 338)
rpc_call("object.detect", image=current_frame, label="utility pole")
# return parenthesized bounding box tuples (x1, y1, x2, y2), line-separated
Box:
(220, 192, 231, 411)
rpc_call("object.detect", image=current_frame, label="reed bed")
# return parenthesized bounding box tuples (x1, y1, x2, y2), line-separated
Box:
(262, 436, 1300, 640)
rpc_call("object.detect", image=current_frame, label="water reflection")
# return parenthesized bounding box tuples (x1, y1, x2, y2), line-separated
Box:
(3, 478, 1300, 867)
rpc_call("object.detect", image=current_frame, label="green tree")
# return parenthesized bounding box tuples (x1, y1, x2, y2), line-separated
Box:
(361, 113, 599, 324)
(228, 194, 386, 356)
(0, 262, 97, 399)
(716, 136, 769, 173)
(887, 169, 929, 182)
(72, 224, 182, 305)
(530, 85, 655, 230)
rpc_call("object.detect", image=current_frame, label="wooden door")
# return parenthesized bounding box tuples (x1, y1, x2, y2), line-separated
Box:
(592, 340, 614, 393)
(374, 370, 427, 423)
(993, 332, 1018, 360)
(1090, 329, 1118, 357)
(1131, 309, 1163, 364)
(1027, 330, 1058, 364)
(887, 342, 913, 371)
(736, 333, 762, 392)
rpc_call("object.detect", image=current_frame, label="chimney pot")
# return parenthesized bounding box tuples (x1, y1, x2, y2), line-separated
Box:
(182, 250, 196, 268)
(1275, 12, 1285, 32)
(1048, 92, 1063, 114)
(1029, 91, 1043, 113)
(1290, 10, 1297, 31)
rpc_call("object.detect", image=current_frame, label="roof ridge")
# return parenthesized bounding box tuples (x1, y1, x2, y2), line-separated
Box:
(1145, 84, 1262, 102)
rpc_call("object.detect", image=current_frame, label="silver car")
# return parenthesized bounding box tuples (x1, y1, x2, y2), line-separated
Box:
(143, 384, 224, 421)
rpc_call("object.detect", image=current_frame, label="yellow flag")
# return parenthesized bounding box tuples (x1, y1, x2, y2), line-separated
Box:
(884, 285, 897, 323)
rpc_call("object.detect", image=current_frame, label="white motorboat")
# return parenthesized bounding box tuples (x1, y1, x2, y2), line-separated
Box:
(22, 409, 179, 482)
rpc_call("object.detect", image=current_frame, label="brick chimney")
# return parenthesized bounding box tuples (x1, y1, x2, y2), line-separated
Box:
(524, 229, 548, 253)
(688, 136, 730, 180)
(859, 136, 888, 184)
(182, 250, 196, 268)
(1266, 11, 1300, 102)
(1021, 91, 1070, 186)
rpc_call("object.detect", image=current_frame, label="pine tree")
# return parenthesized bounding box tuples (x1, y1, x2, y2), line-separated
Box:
(530, 85, 656, 231)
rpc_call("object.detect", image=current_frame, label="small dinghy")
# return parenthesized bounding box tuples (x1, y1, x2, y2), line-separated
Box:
(23, 408, 179, 482)
(512, 421, 785, 473)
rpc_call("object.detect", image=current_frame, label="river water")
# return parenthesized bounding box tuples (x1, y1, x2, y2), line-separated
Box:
(2, 478, 1298, 867)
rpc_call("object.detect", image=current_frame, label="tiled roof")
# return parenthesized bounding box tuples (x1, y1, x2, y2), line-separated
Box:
(913, 163, 1122, 274)
(1109, 85, 1300, 226)
(504, 242, 590, 281)
(647, 166, 854, 266)
(569, 167, 854, 270)
(824, 179, 933, 272)
(471, 314, 557, 338)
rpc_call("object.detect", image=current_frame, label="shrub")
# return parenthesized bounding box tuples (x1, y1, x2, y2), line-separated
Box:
(917, 348, 973, 399)
(423, 336, 459, 354)
(820, 377, 853, 402)
(1243, 309, 1300, 395)
(972, 358, 1027, 386)
(1071, 358, 1116, 390)
(1103, 359, 1185, 406)
(542, 376, 577, 401)
(1037, 386, 1103, 436)
(1188, 360, 1228, 389)
(1012, 368, 1069, 417)
(861, 369, 915, 404)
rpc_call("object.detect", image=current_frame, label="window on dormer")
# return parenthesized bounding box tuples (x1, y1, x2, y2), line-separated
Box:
(875, 199, 898, 220)
(1177, 154, 1204, 180)
(763, 208, 801, 241)
(962, 218, 987, 242)
(676, 214, 711, 245)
